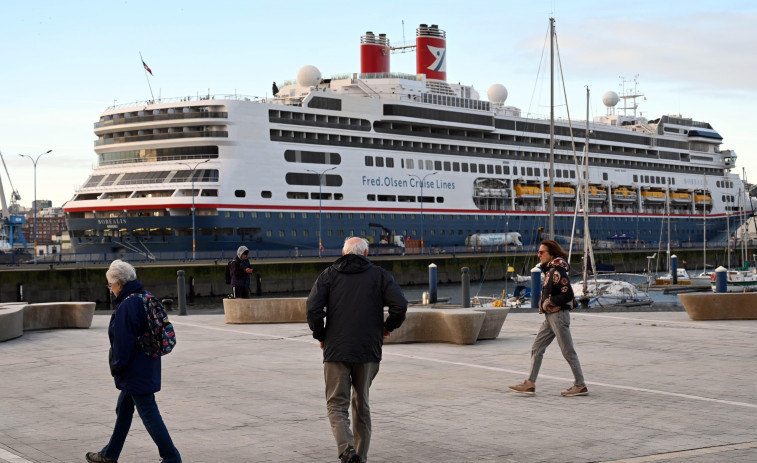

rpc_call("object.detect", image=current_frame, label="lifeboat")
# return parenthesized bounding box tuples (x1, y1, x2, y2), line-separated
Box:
(694, 194, 712, 206)
(544, 185, 575, 200)
(514, 184, 542, 200)
(669, 191, 692, 204)
(641, 190, 666, 202)
(612, 186, 637, 202)
(587, 185, 607, 201)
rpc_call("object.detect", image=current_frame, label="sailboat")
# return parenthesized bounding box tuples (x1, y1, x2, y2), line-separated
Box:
(569, 87, 652, 309)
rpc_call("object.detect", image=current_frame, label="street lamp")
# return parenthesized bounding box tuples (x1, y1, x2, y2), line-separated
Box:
(19, 150, 52, 264)
(407, 171, 437, 255)
(178, 158, 210, 260)
(306, 166, 337, 257)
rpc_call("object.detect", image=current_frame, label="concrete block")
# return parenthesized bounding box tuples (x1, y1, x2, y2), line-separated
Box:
(678, 293, 757, 320)
(384, 307, 486, 345)
(472, 306, 510, 340)
(22, 302, 96, 331)
(223, 298, 307, 324)
(0, 303, 26, 342)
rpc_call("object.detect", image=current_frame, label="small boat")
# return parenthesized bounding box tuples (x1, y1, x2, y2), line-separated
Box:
(710, 267, 757, 292)
(572, 279, 653, 308)
(641, 189, 666, 203)
(612, 186, 637, 202)
(654, 268, 691, 285)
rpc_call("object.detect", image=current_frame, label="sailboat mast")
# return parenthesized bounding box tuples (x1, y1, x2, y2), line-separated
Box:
(548, 17, 555, 240)
(583, 87, 590, 294)
(703, 174, 706, 273)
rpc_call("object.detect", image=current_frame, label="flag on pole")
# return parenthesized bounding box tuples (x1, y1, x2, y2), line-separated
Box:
(142, 59, 153, 76)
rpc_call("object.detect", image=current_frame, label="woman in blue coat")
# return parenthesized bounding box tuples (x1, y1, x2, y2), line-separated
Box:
(86, 259, 181, 463)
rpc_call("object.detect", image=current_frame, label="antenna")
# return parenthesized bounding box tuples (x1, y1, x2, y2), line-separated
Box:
(618, 74, 644, 117)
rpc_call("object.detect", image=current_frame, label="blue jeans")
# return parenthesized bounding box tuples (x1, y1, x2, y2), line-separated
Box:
(101, 390, 181, 463)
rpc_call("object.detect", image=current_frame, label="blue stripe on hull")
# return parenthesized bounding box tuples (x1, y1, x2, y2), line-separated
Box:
(67, 212, 743, 253)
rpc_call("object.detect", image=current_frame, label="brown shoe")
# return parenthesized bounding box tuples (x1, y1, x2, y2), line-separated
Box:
(86, 452, 117, 463)
(509, 381, 535, 395)
(561, 384, 589, 397)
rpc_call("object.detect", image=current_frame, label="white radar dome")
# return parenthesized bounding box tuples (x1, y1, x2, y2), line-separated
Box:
(602, 91, 620, 107)
(487, 84, 508, 104)
(297, 65, 322, 87)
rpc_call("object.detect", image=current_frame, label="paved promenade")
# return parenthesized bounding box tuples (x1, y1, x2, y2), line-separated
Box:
(1, 310, 756, 462)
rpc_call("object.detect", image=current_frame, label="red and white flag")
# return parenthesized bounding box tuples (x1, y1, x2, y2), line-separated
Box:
(142, 59, 153, 76)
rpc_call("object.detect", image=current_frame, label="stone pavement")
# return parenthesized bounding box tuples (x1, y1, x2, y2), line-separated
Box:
(1, 311, 756, 463)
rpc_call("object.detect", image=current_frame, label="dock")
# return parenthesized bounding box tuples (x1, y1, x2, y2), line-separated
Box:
(1, 310, 755, 462)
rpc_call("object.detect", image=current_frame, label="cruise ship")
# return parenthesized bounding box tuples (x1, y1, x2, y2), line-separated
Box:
(63, 24, 750, 256)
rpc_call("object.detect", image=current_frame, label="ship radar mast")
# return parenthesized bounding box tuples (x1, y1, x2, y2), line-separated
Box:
(619, 75, 644, 117)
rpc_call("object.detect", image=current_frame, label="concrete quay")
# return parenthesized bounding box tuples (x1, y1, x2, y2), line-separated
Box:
(1, 311, 756, 463)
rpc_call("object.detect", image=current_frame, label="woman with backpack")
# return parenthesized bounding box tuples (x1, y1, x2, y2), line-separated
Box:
(86, 259, 181, 463)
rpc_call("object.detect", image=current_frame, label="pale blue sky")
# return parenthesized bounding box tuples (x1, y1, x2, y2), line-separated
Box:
(2, 0, 756, 207)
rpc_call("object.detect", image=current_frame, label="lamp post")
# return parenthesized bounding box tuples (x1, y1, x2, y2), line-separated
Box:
(307, 166, 336, 257)
(407, 171, 437, 255)
(18, 150, 52, 264)
(178, 159, 210, 260)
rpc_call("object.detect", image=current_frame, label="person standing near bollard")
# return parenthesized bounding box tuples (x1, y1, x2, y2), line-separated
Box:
(86, 259, 181, 463)
(231, 245, 253, 299)
(509, 240, 588, 397)
(307, 237, 408, 463)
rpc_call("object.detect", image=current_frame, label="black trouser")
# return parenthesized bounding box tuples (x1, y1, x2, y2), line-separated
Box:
(233, 286, 250, 298)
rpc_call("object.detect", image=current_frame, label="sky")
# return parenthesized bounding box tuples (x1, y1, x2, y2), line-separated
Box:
(2, 0, 756, 209)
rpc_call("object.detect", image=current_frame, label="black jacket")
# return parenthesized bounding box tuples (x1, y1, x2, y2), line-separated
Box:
(307, 254, 408, 363)
(539, 257, 575, 313)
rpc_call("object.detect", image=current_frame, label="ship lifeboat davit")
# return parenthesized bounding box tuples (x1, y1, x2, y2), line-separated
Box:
(514, 184, 541, 200)
(544, 185, 575, 200)
(612, 186, 637, 202)
(641, 189, 666, 203)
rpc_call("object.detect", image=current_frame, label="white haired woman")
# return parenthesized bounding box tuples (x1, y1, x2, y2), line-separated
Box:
(86, 259, 181, 463)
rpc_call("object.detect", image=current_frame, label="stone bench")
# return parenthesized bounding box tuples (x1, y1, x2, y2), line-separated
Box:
(385, 306, 510, 345)
(221, 297, 509, 345)
(678, 293, 757, 320)
(0, 302, 95, 342)
(0, 304, 26, 342)
(224, 298, 307, 324)
(22, 302, 96, 331)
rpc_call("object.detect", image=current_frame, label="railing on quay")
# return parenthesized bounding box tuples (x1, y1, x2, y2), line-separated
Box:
(0, 239, 738, 266)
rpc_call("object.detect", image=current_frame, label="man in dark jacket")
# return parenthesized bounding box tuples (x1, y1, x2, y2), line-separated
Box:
(86, 259, 181, 463)
(307, 237, 407, 463)
(509, 240, 588, 397)
(231, 245, 254, 298)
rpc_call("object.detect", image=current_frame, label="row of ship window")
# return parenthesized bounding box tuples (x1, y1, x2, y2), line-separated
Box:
(270, 129, 724, 178)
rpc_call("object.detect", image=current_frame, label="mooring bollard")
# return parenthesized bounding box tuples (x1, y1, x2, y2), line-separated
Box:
(177, 270, 187, 316)
(671, 254, 678, 285)
(715, 266, 727, 293)
(461, 267, 470, 308)
(428, 263, 437, 304)
(531, 265, 542, 309)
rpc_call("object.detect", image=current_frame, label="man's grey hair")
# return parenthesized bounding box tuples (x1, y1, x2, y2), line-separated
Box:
(106, 259, 137, 285)
(342, 237, 369, 256)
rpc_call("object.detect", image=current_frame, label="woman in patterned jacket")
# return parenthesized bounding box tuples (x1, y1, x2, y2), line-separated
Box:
(509, 240, 588, 397)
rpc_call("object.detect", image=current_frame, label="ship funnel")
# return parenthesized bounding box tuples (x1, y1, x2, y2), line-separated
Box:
(416, 23, 446, 81)
(360, 31, 390, 74)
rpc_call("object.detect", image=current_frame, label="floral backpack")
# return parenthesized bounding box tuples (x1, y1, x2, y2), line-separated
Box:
(129, 292, 177, 357)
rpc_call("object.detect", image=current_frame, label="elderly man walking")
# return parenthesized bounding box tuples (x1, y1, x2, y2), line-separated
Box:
(307, 237, 408, 463)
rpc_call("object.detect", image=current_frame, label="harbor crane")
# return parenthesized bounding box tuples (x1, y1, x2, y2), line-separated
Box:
(0, 149, 28, 250)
